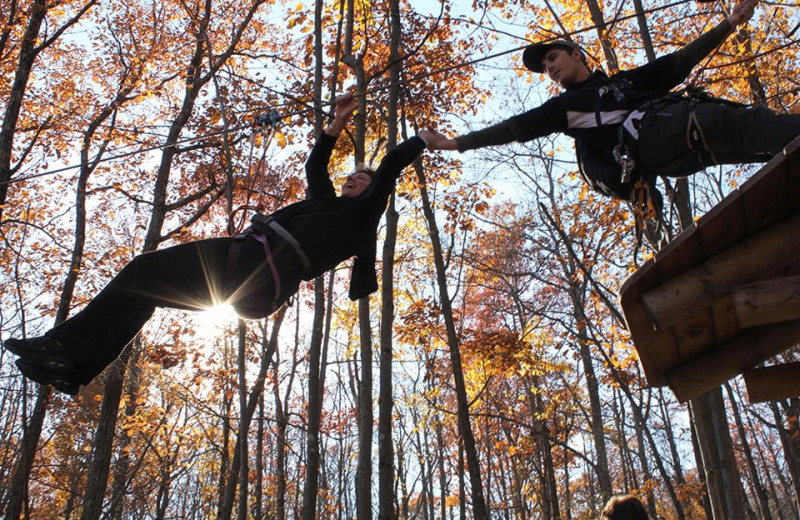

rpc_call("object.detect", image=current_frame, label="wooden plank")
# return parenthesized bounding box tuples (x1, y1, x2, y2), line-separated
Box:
(739, 147, 785, 192)
(738, 133, 800, 197)
(664, 319, 800, 402)
(624, 304, 675, 386)
(653, 223, 702, 282)
(696, 190, 745, 259)
(618, 258, 660, 305)
(733, 275, 800, 328)
(710, 294, 739, 343)
(781, 134, 800, 156)
(640, 212, 800, 330)
(744, 363, 800, 402)
(670, 307, 715, 363)
(785, 147, 800, 212)
(741, 156, 790, 234)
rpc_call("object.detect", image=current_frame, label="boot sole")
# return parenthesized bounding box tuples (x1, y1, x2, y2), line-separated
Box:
(15, 359, 80, 396)
(4, 339, 76, 373)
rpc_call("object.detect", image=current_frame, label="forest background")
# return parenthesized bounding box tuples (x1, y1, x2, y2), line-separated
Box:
(1, 0, 799, 519)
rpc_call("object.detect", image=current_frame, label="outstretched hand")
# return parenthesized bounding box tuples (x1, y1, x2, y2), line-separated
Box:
(326, 93, 361, 136)
(419, 129, 458, 151)
(333, 93, 360, 122)
(727, 0, 758, 27)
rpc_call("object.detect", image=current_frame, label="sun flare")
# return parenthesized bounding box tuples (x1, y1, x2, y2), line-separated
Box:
(191, 303, 239, 341)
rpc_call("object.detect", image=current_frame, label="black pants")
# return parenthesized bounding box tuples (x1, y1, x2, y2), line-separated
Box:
(636, 100, 800, 176)
(48, 235, 298, 384)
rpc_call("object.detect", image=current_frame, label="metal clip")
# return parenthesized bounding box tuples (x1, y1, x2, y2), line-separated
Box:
(612, 144, 636, 183)
(253, 110, 282, 129)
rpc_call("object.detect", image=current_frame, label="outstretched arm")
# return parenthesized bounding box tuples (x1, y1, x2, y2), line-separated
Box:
(306, 93, 361, 198)
(420, 129, 458, 151)
(634, 0, 759, 89)
(324, 93, 360, 137)
(420, 98, 564, 153)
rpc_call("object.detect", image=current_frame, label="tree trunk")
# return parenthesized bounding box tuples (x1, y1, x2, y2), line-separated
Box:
(771, 399, 800, 517)
(236, 321, 249, 520)
(254, 394, 264, 520)
(220, 309, 287, 520)
(356, 297, 374, 520)
(80, 356, 129, 520)
(301, 0, 326, 516)
(5, 386, 51, 520)
(582, 0, 619, 73)
(527, 375, 559, 520)
(218, 340, 234, 518)
(302, 276, 325, 520)
(378, 0, 402, 515)
(349, 1, 373, 513)
(458, 442, 466, 520)
(725, 383, 773, 520)
(273, 338, 288, 520)
(436, 417, 447, 520)
(414, 162, 488, 520)
(0, 0, 48, 217)
(106, 344, 143, 519)
(632, 394, 658, 518)
(631, 0, 655, 62)
(659, 389, 686, 488)
(569, 285, 612, 504)
(690, 388, 747, 520)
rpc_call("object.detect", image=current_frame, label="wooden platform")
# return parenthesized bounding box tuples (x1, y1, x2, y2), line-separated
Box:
(618, 137, 800, 403)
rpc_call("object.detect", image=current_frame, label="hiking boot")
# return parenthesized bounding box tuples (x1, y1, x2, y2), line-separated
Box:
(15, 359, 80, 396)
(3, 335, 75, 372)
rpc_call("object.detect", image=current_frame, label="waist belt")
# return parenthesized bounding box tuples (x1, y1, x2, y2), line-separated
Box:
(251, 214, 313, 276)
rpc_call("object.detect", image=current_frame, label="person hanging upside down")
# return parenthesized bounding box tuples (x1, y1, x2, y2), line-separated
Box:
(3, 93, 433, 395)
(424, 0, 800, 202)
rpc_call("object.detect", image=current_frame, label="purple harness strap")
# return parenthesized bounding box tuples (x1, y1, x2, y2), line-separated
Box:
(244, 230, 282, 312)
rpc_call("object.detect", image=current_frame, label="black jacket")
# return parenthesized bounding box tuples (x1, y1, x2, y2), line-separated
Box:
(456, 20, 733, 199)
(265, 133, 425, 299)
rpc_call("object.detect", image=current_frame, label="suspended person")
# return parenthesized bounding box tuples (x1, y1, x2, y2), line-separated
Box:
(4, 93, 434, 395)
(423, 0, 798, 202)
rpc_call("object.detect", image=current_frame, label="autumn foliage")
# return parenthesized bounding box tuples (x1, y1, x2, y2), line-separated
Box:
(1, 0, 799, 519)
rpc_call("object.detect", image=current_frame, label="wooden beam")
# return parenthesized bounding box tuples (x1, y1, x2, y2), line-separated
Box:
(744, 363, 800, 402)
(664, 318, 800, 402)
(640, 212, 800, 330)
(734, 275, 800, 328)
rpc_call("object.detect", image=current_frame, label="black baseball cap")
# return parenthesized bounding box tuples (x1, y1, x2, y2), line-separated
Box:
(522, 40, 584, 73)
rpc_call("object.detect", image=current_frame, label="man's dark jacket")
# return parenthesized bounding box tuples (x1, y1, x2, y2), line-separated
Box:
(456, 20, 733, 199)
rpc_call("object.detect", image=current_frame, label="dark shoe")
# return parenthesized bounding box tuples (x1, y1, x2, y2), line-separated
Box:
(15, 359, 80, 396)
(4, 336, 75, 372)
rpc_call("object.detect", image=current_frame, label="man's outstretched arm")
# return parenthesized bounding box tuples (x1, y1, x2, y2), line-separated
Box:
(636, 0, 759, 90)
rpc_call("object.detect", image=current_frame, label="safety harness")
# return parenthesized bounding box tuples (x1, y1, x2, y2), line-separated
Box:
(249, 213, 313, 276)
(226, 214, 314, 315)
(224, 111, 299, 314)
(602, 86, 733, 259)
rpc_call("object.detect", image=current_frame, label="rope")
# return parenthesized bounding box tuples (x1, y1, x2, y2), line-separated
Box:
(227, 114, 280, 236)
(2, 0, 794, 188)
